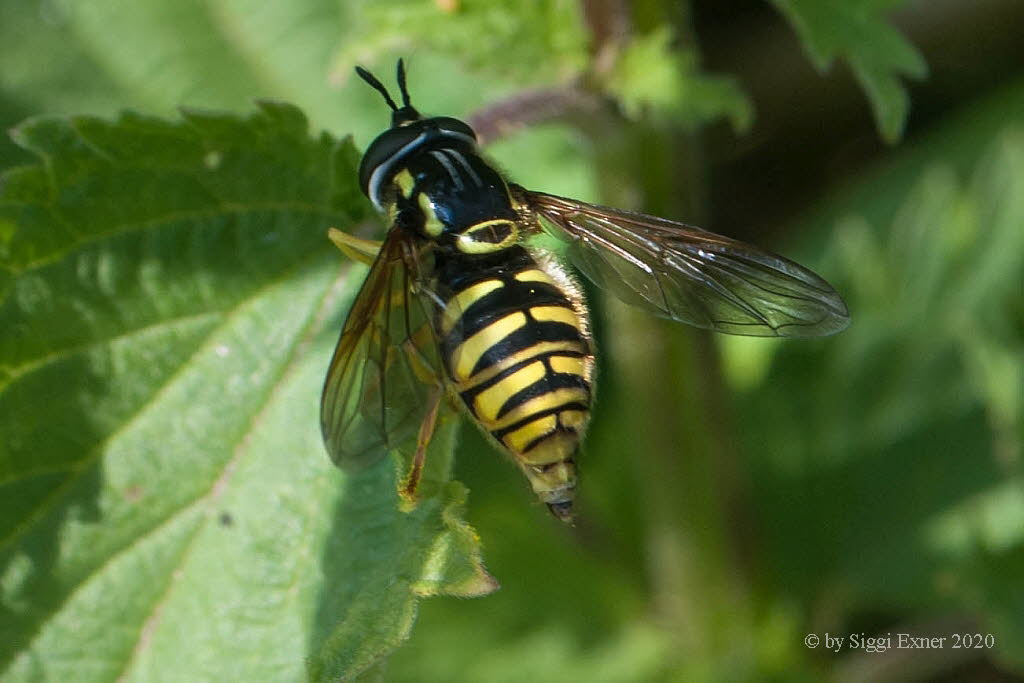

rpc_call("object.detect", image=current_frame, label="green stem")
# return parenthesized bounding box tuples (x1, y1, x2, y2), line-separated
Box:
(578, 0, 757, 670)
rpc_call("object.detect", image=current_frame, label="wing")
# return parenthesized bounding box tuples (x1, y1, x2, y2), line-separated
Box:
(517, 188, 850, 337)
(320, 230, 448, 470)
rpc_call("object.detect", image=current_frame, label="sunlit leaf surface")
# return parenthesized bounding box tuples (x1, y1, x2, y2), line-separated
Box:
(0, 104, 491, 682)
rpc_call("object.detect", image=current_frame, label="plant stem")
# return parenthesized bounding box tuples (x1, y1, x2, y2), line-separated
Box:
(579, 0, 757, 671)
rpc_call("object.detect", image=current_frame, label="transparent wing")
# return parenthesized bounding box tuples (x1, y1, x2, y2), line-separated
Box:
(518, 188, 850, 337)
(320, 230, 448, 470)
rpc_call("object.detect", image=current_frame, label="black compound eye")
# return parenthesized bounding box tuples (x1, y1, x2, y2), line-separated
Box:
(358, 127, 425, 196)
(432, 117, 478, 142)
(358, 117, 479, 207)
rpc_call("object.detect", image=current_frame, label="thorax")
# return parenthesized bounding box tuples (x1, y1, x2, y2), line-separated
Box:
(385, 142, 523, 257)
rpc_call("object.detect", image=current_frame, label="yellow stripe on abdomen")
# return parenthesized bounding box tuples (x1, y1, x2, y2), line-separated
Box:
(514, 269, 558, 286)
(503, 414, 558, 452)
(549, 355, 585, 377)
(529, 305, 579, 327)
(473, 360, 546, 421)
(488, 386, 589, 432)
(454, 340, 586, 393)
(450, 311, 527, 380)
(441, 256, 593, 462)
(440, 278, 503, 335)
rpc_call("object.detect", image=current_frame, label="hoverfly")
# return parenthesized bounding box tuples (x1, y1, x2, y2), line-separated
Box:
(321, 60, 849, 522)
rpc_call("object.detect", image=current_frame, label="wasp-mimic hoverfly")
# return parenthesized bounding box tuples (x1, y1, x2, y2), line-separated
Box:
(321, 60, 849, 522)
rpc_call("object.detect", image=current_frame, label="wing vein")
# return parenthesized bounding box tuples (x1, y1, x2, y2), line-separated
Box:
(521, 188, 849, 337)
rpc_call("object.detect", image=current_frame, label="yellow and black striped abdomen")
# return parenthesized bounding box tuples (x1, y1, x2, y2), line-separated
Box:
(437, 247, 593, 474)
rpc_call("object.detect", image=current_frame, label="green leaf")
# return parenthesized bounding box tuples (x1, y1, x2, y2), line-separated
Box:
(331, 0, 589, 86)
(605, 28, 753, 133)
(0, 104, 492, 681)
(310, 429, 498, 681)
(726, 126, 1024, 665)
(0, 0, 389, 169)
(769, 0, 927, 142)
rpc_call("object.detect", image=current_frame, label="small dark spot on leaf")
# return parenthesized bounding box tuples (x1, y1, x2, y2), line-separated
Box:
(219, 512, 233, 527)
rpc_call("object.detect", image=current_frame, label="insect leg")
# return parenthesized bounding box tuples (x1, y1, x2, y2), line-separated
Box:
(399, 384, 444, 505)
(327, 227, 382, 266)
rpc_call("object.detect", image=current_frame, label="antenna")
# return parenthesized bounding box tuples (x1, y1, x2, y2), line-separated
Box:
(396, 58, 412, 108)
(354, 65, 398, 111)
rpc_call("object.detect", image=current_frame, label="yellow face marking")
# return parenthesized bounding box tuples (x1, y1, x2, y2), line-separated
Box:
(503, 414, 557, 453)
(514, 269, 558, 286)
(530, 306, 580, 328)
(394, 169, 416, 198)
(455, 340, 586, 392)
(452, 311, 527, 380)
(489, 387, 589, 431)
(473, 361, 546, 421)
(559, 410, 587, 430)
(418, 193, 444, 236)
(456, 219, 518, 254)
(441, 279, 503, 335)
(549, 355, 585, 377)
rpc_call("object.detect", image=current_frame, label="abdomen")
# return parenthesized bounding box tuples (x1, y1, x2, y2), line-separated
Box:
(435, 247, 594, 464)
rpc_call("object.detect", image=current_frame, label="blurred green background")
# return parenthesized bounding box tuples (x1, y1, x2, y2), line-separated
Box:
(2, 0, 1023, 681)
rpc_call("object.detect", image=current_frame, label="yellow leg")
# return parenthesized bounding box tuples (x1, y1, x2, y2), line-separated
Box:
(399, 385, 444, 507)
(327, 227, 382, 266)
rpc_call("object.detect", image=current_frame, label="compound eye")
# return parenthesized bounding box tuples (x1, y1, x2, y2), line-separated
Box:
(358, 127, 425, 198)
(434, 117, 478, 143)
